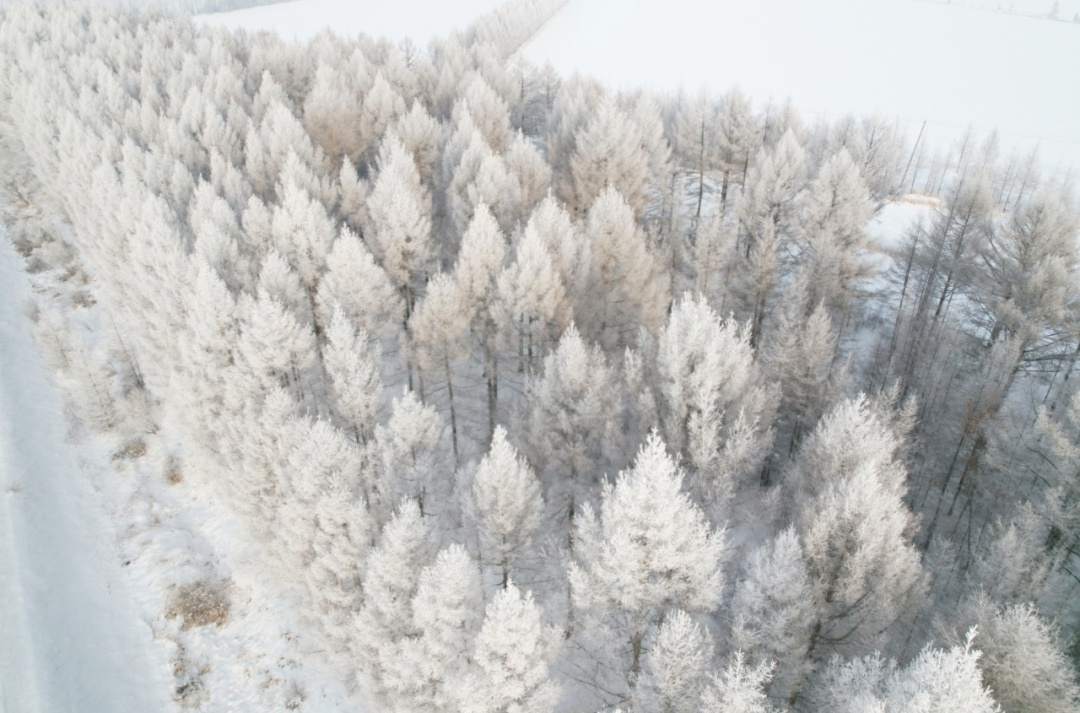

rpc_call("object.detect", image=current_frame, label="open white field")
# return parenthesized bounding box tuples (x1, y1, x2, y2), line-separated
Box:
(197, 0, 507, 44)
(522, 0, 1080, 174)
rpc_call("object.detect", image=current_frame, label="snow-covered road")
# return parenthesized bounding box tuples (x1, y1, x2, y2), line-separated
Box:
(0, 236, 171, 713)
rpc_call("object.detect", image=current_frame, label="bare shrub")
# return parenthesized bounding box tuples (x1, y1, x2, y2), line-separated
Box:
(166, 579, 230, 630)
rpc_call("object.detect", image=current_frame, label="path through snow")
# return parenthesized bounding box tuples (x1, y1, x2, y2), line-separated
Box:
(0, 235, 171, 713)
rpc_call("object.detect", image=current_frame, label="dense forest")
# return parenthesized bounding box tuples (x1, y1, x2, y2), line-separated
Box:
(1, 2, 1079, 710)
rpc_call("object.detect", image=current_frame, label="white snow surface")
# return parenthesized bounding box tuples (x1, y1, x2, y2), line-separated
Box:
(0, 235, 172, 713)
(521, 0, 1080, 174)
(197, 0, 508, 44)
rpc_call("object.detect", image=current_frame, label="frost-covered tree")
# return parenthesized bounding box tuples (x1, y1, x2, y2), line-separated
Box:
(569, 431, 725, 706)
(518, 324, 616, 522)
(579, 186, 669, 351)
(365, 135, 435, 326)
(465, 426, 543, 588)
(358, 71, 407, 164)
(567, 96, 648, 218)
(970, 188, 1080, 375)
(786, 396, 925, 701)
(270, 175, 336, 319)
(674, 88, 721, 224)
(730, 528, 814, 704)
(504, 132, 552, 219)
(391, 100, 445, 192)
(654, 293, 775, 507)
(387, 544, 485, 713)
(795, 148, 875, 324)
(765, 297, 843, 467)
(812, 633, 998, 713)
(315, 226, 403, 339)
(463, 582, 561, 713)
(699, 654, 776, 713)
(303, 60, 364, 166)
(353, 500, 433, 706)
(492, 212, 572, 376)
(633, 609, 714, 713)
(322, 307, 383, 444)
(453, 204, 508, 441)
(409, 273, 470, 460)
(374, 390, 445, 520)
(234, 289, 318, 405)
(948, 596, 1080, 713)
(715, 86, 759, 210)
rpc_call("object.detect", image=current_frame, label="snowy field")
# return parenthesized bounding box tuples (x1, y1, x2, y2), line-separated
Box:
(521, 0, 1080, 175)
(197, 0, 508, 44)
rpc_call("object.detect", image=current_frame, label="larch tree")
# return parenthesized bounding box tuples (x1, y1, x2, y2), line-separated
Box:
(729, 528, 814, 705)
(569, 431, 726, 706)
(270, 175, 336, 323)
(654, 293, 776, 508)
(492, 215, 572, 376)
(374, 390, 445, 521)
(785, 396, 925, 704)
(454, 73, 513, 154)
(698, 654, 776, 713)
(391, 99, 445, 192)
(322, 307, 383, 444)
(302, 60, 364, 167)
(811, 634, 998, 713)
(764, 297, 843, 468)
(453, 203, 508, 442)
(314, 226, 403, 340)
(357, 71, 407, 165)
(388, 544, 485, 713)
(409, 272, 470, 461)
(365, 134, 435, 363)
(504, 131, 552, 219)
(567, 96, 648, 218)
(518, 324, 617, 523)
(462, 582, 561, 713)
(353, 500, 434, 707)
(794, 147, 875, 327)
(234, 289, 318, 406)
(633, 609, 715, 713)
(579, 186, 670, 352)
(948, 596, 1080, 713)
(970, 188, 1080, 378)
(464, 426, 544, 589)
(521, 194, 585, 303)
(674, 88, 722, 225)
(715, 86, 759, 212)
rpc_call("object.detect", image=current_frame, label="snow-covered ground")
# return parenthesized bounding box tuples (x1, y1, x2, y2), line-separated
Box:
(196, 0, 508, 44)
(521, 0, 1080, 175)
(0, 234, 172, 713)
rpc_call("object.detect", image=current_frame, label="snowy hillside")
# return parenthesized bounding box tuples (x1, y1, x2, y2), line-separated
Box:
(521, 0, 1080, 174)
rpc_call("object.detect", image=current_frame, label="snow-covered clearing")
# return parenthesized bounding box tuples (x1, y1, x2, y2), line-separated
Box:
(522, 0, 1080, 175)
(0, 234, 171, 713)
(196, 0, 507, 44)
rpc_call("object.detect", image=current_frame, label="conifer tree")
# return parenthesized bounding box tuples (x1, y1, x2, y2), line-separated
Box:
(463, 582, 561, 713)
(568, 96, 648, 218)
(519, 324, 616, 522)
(655, 293, 775, 506)
(354, 500, 433, 706)
(465, 427, 543, 588)
(569, 432, 725, 705)
(322, 307, 383, 444)
(579, 186, 669, 352)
